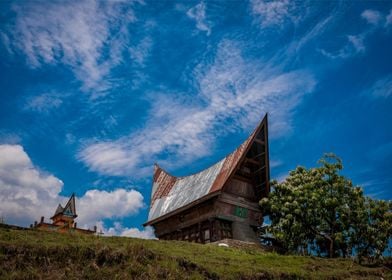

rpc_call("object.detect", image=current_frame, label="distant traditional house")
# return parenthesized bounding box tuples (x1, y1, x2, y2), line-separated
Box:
(144, 114, 270, 243)
(33, 194, 96, 234)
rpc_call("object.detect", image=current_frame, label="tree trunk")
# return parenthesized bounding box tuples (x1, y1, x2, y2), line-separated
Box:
(324, 235, 334, 258)
(329, 239, 333, 258)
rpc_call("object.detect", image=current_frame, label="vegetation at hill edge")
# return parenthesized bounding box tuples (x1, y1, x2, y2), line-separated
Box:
(0, 226, 390, 279)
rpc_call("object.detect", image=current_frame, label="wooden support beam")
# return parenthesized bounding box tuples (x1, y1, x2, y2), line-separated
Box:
(252, 165, 266, 174)
(256, 181, 266, 188)
(233, 174, 253, 183)
(254, 139, 265, 145)
(251, 152, 265, 160)
(245, 158, 260, 165)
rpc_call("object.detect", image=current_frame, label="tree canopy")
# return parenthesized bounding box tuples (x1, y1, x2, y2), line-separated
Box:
(260, 154, 392, 261)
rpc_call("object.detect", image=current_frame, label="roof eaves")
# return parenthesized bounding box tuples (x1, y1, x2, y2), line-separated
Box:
(143, 190, 221, 227)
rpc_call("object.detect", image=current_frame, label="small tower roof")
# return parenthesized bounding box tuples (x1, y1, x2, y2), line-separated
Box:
(54, 204, 64, 216)
(51, 193, 78, 220)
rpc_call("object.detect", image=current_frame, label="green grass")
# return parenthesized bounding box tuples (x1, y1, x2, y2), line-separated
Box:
(0, 227, 390, 279)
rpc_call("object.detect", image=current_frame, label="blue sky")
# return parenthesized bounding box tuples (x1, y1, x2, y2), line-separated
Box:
(0, 0, 391, 238)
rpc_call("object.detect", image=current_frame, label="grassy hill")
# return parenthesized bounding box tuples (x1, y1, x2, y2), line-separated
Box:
(0, 227, 390, 279)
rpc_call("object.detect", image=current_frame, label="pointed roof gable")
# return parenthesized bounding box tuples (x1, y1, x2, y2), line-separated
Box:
(51, 193, 77, 219)
(145, 114, 269, 225)
(54, 204, 64, 216)
(63, 193, 77, 217)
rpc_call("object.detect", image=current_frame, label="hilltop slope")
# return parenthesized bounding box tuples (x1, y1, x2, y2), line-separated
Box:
(0, 227, 390, 279)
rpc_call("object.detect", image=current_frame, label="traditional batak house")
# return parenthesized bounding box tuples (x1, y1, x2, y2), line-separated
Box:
(144, 114, 270, 243)
(33, 194, 96, 234)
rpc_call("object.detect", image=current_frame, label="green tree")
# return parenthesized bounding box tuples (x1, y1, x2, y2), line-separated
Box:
(352, 197, 392, 263)
(260, 154, 392, 260)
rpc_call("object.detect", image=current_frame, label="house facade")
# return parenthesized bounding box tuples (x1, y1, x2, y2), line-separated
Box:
(144, 114, 270, 243)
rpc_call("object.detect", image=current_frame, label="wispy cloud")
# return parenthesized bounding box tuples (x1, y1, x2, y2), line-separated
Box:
(79, 40, 316, 177)
(366, 74, 392, 98)
(0, 144, 144, 231)
(368, 140, 392, 160)
(186, 1, 211, 35)
(270, 159, 283, 169)
(319, 8, 392, 60)
(387, 9, 392, 26)
(250, 2, 341, 63)
(250, 0, 292, 27)
(129, 37, 153, 66)
(347, 35, 365, 53)
(360, 178, 392, 199)
(319, 33, 366, 59)
(24, 91, 63, 113)
(361, 9, 382, 26)
(317, 7, 370, 60)
(1, 1, 139, 95)
(360, 8, 392, 28)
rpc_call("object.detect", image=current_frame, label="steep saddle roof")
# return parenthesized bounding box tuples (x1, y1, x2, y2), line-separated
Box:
(51, 193, 77, 220)
(145, 114, 269, 225)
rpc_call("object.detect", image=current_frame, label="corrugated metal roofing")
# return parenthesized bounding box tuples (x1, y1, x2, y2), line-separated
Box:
(146, 115, 266, 224)
(148, 158, 225, 222)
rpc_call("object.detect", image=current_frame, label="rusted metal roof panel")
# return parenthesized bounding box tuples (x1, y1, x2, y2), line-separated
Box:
(209, 129, 255, 194)
(151, 165, 176, 202)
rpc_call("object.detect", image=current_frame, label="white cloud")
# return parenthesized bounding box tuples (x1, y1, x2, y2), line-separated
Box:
(320, 7, 392, 60)
(24, 92, 63, 113)
(292, 14, 334, 52)
(361, 9, 382, 25)
(98, 221, 156, 239)
(0, 144, 63, 226)
(320, 34, 366, 59)
(0, 144, 144, 230)
(79, 40, 316, 177)
(367, 74, 392, 98)
(120, 226, 156, 239)
(347, 35, 365, 53)
(341, 8, 392, 59)
(1, 1, 138, 94)
(270, 159, 283, 168)
(187, 1, 211, 35)
(129, 37, 153, 66)
(77, 188, 144, 226)
(250, 0, 291, 27)
(79, 142, 139, 177)
(387, 10, 392, 26)
(360, 178, 392, 199)
(65, 133, 76, 145)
